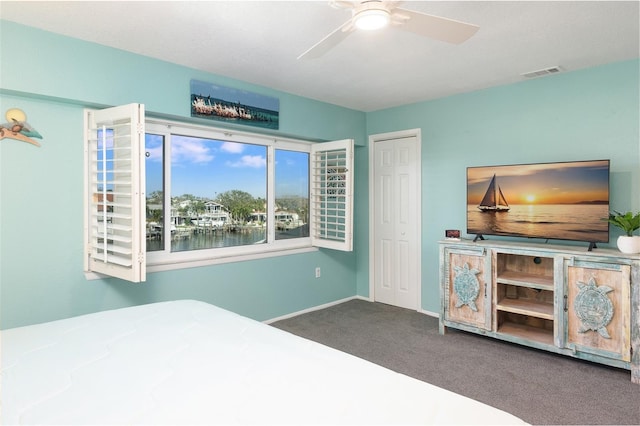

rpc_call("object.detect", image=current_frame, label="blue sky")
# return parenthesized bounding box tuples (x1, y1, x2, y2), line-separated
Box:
(145, 134, 308, 199)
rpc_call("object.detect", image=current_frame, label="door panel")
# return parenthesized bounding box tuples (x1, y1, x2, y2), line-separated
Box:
(566, 261, 631, 361)
(444, 249, 491, 330)
(373, 136, 419, 309)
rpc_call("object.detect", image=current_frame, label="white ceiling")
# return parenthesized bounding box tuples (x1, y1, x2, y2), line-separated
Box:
(1, 1, 638, 112)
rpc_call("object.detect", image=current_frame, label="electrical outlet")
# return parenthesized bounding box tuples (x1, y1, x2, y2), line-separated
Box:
(315, 267, 321, 278)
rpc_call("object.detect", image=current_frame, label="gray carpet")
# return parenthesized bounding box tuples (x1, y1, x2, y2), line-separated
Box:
(271, 299, 640, 425)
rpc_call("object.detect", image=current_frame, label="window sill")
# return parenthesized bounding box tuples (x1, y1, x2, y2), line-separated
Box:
(147, 245, 318, 273)
(84, 245, 319, 280)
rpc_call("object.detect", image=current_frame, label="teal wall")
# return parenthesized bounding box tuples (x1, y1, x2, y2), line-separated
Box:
(366, 59, 640, 313)
(0, 21, 366, 329)
(1, 21, 638, 327)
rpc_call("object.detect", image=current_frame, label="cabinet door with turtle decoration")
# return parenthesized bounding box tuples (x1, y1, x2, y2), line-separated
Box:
(565, 257, 631, 362)
(441, 246, 491, 331)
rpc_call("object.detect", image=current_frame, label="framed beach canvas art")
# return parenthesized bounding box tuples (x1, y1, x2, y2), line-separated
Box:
(190, 79, 279, 130)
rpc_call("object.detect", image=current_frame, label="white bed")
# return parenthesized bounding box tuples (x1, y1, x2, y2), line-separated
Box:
(1, 300, 526, 425)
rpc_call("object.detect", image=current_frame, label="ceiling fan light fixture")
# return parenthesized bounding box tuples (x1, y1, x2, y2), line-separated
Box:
(353, 8, 390, 31)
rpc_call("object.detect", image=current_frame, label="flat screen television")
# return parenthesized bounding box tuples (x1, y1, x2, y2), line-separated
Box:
(467, 160, 610, 250)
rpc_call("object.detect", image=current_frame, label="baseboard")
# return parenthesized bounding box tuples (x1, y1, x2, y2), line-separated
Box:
(264, 296, 439, 324)
(263, 295, 367, 324)
(419, 308, 439, 318)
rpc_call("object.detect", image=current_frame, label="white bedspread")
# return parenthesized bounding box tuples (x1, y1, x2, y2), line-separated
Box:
(1, 300, 526, 425)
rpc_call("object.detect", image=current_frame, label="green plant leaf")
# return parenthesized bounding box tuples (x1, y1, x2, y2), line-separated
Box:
(607, 210, 640, 236)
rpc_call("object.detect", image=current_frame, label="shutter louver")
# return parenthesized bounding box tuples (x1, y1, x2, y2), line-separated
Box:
(310, 139, 354, 251)
(84, 104, 146, 282)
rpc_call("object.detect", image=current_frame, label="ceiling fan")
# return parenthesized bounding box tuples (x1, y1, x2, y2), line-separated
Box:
(298, 0, 479, 60)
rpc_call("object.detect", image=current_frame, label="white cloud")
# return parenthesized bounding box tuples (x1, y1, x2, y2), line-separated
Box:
(172, 139, 214, 164)
(221, 142, 244, 154)
(227, 155, 266, 168)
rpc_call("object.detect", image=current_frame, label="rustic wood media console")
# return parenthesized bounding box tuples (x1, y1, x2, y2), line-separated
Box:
(439, 239, 639, 384)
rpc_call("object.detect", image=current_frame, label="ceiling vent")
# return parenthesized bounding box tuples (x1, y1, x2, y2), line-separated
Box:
(521, 66, 563, 78)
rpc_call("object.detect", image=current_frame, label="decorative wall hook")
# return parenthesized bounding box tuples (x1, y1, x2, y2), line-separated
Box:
(0, 108, 42, 147)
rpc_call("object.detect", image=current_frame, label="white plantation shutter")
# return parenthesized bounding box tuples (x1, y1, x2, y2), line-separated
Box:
(84, 104, 146, 282)
(310, 139, 354, 251)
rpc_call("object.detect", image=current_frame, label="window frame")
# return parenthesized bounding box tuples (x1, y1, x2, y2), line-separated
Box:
(85, 105, 353, 282)
(144, 120, 313, 271)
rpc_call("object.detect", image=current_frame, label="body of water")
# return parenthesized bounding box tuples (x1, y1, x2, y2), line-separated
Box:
(147, 225, 309, 252)
(147, 228, 265, 252)
(467, 204, 609, 242)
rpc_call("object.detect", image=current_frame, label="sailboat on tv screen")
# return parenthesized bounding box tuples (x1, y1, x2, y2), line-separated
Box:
(478, 174, 510, 212)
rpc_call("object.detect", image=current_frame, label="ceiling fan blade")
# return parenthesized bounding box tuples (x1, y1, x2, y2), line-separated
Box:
(329, 0, 356, 10)
(297, 20, 355, 60)
(393, 8, 479, 44)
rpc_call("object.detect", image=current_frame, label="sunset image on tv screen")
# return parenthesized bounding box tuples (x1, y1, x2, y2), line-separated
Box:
(467, 160, 610, 243)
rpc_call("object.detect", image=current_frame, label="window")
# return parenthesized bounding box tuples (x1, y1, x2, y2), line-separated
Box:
(275, 149, 310, 240)
(84, 104, 353, 282)
(145, 134, 270, 254)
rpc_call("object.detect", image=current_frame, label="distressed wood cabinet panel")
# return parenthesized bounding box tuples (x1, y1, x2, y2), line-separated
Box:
(566, 262, 631, 362)
(440, 246, 491, 332)
(446, 252, 488, 328)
